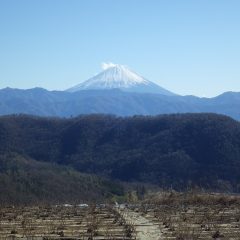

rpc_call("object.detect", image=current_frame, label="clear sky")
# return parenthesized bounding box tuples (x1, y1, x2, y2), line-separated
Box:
(0, 0, 240, 97)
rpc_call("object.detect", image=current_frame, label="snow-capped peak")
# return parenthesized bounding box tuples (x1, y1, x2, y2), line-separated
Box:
(67, 63, 176, 96)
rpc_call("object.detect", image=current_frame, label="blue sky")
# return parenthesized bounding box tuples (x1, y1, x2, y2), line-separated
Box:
(0, 0, 240, 97)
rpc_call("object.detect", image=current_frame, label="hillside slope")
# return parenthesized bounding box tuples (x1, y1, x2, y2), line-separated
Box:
(0, 113, 240, 194)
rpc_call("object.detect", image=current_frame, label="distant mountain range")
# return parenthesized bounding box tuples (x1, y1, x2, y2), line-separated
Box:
(1, 87, 240, 120)
(1, 64, 240, 120)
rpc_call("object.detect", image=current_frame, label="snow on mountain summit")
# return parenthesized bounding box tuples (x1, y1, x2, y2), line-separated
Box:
(67, 64, 176, 95)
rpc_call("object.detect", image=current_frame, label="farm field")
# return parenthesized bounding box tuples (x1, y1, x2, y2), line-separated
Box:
(0, 204, 136, 240)
(0, 192, 239, 240)
(137, 192, 240, 239)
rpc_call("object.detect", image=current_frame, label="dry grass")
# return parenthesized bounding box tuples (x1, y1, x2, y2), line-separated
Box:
(139, 191, 240, 239)
(0, 192, 239, 239)
(0, 204, 136, 239)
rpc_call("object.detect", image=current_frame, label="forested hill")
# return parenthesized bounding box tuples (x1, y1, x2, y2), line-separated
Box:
(0, 113, 240, 203)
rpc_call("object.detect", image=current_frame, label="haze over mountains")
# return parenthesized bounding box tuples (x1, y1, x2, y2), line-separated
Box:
(1, 64, 240, 120)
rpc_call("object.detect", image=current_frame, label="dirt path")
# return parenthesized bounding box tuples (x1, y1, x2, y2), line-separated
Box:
(117, 207, 163, 240)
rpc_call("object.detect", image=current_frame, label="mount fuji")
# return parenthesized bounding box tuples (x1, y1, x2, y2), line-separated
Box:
(0, 63, 240, 120)
(67, 64, 176, 96)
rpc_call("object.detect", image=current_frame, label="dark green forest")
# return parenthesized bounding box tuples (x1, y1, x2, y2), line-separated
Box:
(0, 113, 240, 203)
